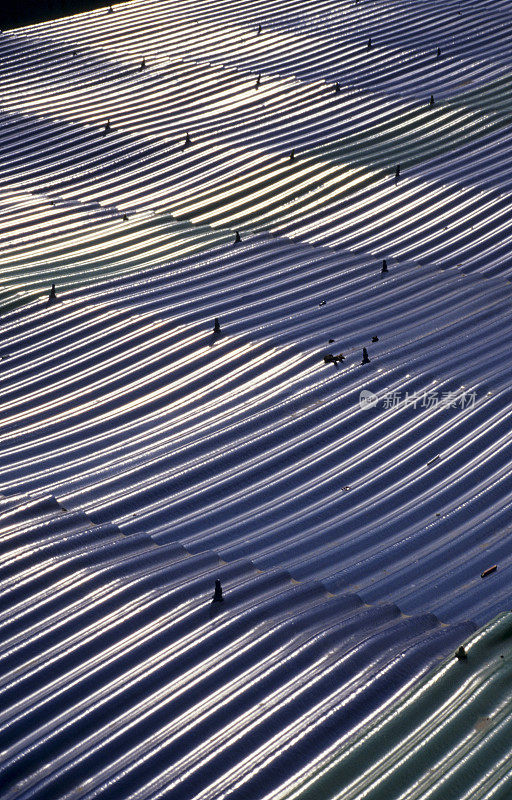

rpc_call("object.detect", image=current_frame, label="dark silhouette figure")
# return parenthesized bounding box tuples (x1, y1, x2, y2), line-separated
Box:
(184, 131, 191, 147)
(395, 164, 400, 180)
(290, 149, 295, 162)
(139, 57, 146, 71)
(372, 335, 379, 342)
(104, 119, 111, 135)
(212, 579, 224, 602)
(214, 317, 221, 334)
(367, 37, 372, 48)
(234, 231, 241, 244)
(47, 283, 58, 305)
(362, 347, 370, 364)
(108, 5, 113, 12)
(429, 94, 434, 106)
(381, 259, 388, 273)
(436, 46, 441, 58)
(257, 24, 262, 35)
(72, 50, 77, 56)
(456, 645, 467, 660)
(335, 82, 341, 93)
(122, 213, 129, 221)
(256, 73, 261, 88)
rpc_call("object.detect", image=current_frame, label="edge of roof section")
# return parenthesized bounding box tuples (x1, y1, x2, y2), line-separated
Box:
(282, 610, 512, 800)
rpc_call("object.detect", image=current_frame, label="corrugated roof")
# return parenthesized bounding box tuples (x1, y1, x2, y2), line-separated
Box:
(1, 234, 511, 625)
(0, 494, 474, 800)
(0, 0, 512, 284)
(283, 611, 512, 800)
(1, 0, 512, 796)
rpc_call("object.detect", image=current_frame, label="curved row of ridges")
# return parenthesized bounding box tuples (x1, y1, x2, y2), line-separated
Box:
(1, 234, 511, 624)
(10, 0, 512, 97)
(0, 495, 474, 800)
(282, 610, 512, 800)
(0, 4, 511, 285)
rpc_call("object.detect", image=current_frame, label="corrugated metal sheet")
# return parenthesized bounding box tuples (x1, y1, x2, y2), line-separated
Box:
(0, 494, 474, 800)
(0, 0, 511, 285)
(283, 611, 512, 800)
(1, 234, 511, 624)
(1, 0, 512, 796)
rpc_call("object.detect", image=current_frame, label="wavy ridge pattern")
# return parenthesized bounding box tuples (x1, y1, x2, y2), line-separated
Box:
(0, 494, 473, 800)
(284, 612, 512, 800)
(1, 1, 512, 797)
(1, 234, 511, 625)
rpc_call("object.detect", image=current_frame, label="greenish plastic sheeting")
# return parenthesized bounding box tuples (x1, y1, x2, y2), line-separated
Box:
(176, 75, 512, 235)
(282, 612, 512, 800)
(0, 212, 232, 314)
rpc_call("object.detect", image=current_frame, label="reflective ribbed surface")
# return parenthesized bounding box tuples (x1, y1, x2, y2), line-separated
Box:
(2, 1, 512, 797)
(284, 612, 512, 800)
(0, 494, 474, 800)
(0, 0, 512, 291)
(2, 235, 511, 625)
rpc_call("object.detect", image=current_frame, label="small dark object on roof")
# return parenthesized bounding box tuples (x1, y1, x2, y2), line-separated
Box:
(122, 213, 128, 221)
(429, 94, 434, 106)
(72, 50, 77, 56)
(319, 300, 326, 306)
(335, 82, 341, 93)
(212, 579, 224, 602)
(436, 46, 441, 58)
(381, 259, 388, 273)
(108, 4, 113, 12)
(395, 164, 400, 179)
(104, 119, 111, 133)
(290, 149, 295, 161)
(367, 37, 372, 48)
(372, 335, 379, 342)
(214, 318, 221, 334)
(257, 24, 262, 35)
(361, 347, 370, 364)
(139, 57, 146, 70)
(256, 73, 261, 88)
(324, 353, 344, 364)
(329, 338, 334, 343)
(481, 565, 497, 578)
(456, 645, 467, 660)
(184, 131, 191, 147)
(234, 231, 241, 244)
(47, 283, 58, 305)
